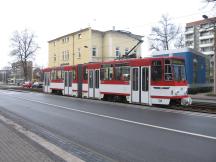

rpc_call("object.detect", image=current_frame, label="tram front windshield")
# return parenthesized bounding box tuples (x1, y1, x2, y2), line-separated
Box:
(172, 59, 186, 81)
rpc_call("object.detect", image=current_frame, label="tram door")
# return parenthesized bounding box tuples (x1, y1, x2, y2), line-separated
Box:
(141, 67, 149, 104)
(64, 71, 72, 95)
(131, 67, 149, 104)
(88, 69, 100, 98)
(44, 72, 50, 93)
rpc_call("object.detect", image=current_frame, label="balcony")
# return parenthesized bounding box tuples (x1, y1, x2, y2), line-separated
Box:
(185, 37, 194, 41)
(185, 30, 194, 35)
(202, 51, 214, 55)
(199, 43, 214, 48)
(199, 27, 214, 32)
(199, 34, 214, 40)
(186, 45, 194, 48)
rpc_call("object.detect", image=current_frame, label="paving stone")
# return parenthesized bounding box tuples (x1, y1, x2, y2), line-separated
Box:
(0, 122, 56, 162)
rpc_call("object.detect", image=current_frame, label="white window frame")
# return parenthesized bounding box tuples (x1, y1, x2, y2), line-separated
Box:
(78, 33, 82, 39)
(115, 47, 120, 57)
(53, 54, 56, 61)
(77, 48, 81, 58)
(92, 47, 97, 57)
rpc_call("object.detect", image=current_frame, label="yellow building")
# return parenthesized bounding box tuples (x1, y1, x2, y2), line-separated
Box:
(48, 27, 143, 67)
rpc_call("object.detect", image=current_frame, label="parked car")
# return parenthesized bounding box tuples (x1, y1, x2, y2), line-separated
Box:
(32, 82, 43, 88)
(22, 81, 32, 88)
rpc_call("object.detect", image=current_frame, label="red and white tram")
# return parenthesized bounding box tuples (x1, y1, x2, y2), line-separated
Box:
(43, 57, 192, 106)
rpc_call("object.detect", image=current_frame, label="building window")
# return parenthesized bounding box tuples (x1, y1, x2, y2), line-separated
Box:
(200, 38, 214, 44)
(66, 50, 69, 60)
(200, 46, 214, 52)
(62, 51, 69, 61)
(78, 33, 82, 39)
(200, 23, 209, 29)
(54, 54, 56, 61)
(200, 31, 210, 37)
(62, 37, 69, 43)
(125, 48, 129, 55)
(185, 34, 193, 39)
(186, 40, 194, 46)
(92, 47, 97, 56)
(62, 52, 64, 60)
(53, 41, 56, 46)
(115, 47, 120, 57)
(77, 48, 81, 58)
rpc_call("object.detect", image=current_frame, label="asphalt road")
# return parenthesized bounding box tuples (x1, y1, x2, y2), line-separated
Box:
(0, 89, 216, 162)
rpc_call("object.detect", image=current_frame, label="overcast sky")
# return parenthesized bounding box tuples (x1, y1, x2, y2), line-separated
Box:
(0, 0, 214, 69)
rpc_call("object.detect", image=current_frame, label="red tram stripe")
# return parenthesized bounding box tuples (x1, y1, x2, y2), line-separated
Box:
(151, 95, 189, 99)
(50, 88, 64, 90)
(101, 80, 129, 85)
(100, 92, 130, 96)
(51, 80, 64, 83)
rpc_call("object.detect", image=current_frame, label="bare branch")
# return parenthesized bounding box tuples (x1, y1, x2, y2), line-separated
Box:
(9, 29, 39, 81)
(148, 14, 181, 50)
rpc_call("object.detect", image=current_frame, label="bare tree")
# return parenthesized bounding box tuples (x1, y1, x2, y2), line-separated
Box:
(10, 29, 39, 81)
(204, 0, 216, 6)
(148, 14, 181, 51)
(202, 0, 216, 10)
(174, 34, 185, 49)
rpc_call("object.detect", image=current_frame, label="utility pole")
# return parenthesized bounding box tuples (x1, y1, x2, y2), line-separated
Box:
(202, 15, 216, 94)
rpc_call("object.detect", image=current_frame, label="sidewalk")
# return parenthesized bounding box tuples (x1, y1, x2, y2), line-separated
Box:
(0, 120, 58, 162)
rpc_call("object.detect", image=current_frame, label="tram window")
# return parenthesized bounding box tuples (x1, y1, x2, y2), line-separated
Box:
(132, 68, 138, 91)
(44, 73, 47, 86)
(100, 69, 105, 80)
(62, 72, 65, 79)
(56, 71, 62, 79)
(69, 71, 72, 86)
(151, 60, 162, 81)
(72, 70, 76, 80)
(95, 70, 99, 88)
(100, 67, 113, 80)
(64, 72, 68, 86)
(115, 66, 130, 81)
(142, 68, 149, 91)
(109, 67, 113, 80)
(51, 70, 55, 80)
(83, 67, 88, 80)
(115, 67, 121, 80)
(164, 59, 173, 81)
(174, 65, 186, 81)
(89, 71, 93, 88)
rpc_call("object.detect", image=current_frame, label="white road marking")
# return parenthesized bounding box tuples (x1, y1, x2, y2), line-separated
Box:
(11, 96, 216, 141)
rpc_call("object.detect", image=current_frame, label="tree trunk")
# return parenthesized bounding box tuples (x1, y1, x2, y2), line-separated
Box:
(22, 61, 28, 81)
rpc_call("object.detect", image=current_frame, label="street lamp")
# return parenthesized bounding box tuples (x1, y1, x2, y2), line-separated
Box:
(202, 15, 216, 94)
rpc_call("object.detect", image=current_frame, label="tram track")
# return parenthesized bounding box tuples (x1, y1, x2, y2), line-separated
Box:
(167, 101, 216, 114)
